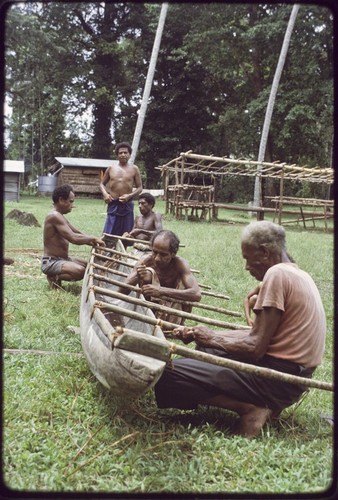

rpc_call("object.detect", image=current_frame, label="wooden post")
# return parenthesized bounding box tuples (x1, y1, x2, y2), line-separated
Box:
(278, 170, 284, 225)
(181, 154, 185, 185)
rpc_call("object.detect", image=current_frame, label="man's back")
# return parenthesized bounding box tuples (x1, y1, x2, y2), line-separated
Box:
(255, 263, 326, 367)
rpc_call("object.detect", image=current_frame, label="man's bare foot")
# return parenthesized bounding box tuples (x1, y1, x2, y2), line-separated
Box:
(233, 406, 273, 438)
(47, 275, 62, 290)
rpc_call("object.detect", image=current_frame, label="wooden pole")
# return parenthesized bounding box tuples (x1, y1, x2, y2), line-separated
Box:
(93, 252, 135, 268)
(91, 273, 241, 317)
(278, 169, 284, 225)
(93, 287, 246, 329)
(103, 233, 185, 248)
(113, 330, 333, 392)
(91, 262, 228, 301)
(130, 3, 169, 164)
(3, 348, 83, 357)
(94, 251, 199, 274)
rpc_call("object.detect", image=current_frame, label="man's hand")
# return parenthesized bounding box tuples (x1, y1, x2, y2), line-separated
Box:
(172, 327, 194, 344)
(141, 283, 161, 299)
(185, 325, 214, 347)
(119, 194, 130, 203)
(92, 237, 106, 247)
(103, 193, 113, 204)
(136, 265, 152, 283)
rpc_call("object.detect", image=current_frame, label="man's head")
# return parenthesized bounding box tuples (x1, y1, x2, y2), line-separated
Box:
(115, 142, 132, 155)
(52, 184, 75, 214)
(150, 230, 180, 267)
(241, 221, 286, 281)
(115, 142, 132, 166)
(138, 192, 156, 213)
(52, 184, 74, 204)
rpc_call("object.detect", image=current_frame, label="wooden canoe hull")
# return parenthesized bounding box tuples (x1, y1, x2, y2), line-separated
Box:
(79, 239, 166, 398)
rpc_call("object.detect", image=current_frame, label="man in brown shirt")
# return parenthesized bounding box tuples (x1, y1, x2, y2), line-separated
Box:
(155, 221, 326, 437)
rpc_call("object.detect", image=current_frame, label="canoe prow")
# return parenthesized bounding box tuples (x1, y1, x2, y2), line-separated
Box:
(80, 238, 166, 398)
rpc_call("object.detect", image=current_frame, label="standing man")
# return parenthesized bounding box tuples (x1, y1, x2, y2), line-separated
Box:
(100, 142, 143, 236)
(123, 192, 163, 250)
(117, 230, 201, 324)
(155, 221, 326, 437)
(41, 184, 105, 289)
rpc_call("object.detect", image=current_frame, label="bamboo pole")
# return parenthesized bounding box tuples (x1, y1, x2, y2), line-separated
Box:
(278, 170, 284, 225)
(93, 251, 200, 274)
(177, 152, 333, 175)
(91, 262, 128, 278)
(99, 247, 139, 261)
(93, 252, 135, 268)
(93, 287, 246, 329)
(103, 233, 151, 245)
(91, 262, 227, 300)
(113, 330, 333, 392)
(91, 273, 241, 317)
(103, 233, 185, 248)
(201, 290, 230, 300)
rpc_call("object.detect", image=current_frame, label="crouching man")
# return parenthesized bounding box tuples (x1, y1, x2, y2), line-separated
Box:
(154, 221, 326, 437)
(41, 184, 105, 289)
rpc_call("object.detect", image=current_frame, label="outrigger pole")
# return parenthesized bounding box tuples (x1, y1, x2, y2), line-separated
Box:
(130, 3, 169, 164)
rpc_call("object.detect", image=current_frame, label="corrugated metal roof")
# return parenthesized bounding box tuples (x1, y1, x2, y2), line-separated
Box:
(55, 157, 118, 168)
(4, 160, 25, 173)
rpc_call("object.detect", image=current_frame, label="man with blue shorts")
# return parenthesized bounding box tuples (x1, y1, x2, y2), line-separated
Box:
(99, 142, 143, 236)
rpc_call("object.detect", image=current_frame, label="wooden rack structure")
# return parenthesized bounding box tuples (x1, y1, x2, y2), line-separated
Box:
(156, 151, 334, 228)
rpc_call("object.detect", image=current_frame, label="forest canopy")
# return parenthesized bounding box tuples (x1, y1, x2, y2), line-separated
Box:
(4, 2, 333, 190)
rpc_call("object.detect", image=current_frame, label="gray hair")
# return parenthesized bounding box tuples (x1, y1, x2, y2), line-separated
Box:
(241, 221, 286, 255)
(151, 230, 180, 254)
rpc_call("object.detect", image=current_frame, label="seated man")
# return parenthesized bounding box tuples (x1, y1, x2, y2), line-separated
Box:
(117, 229, 201, 325)
(41, 184, 105, 289)
(155, 221, 326, 437)
(123, 192, 163, 251)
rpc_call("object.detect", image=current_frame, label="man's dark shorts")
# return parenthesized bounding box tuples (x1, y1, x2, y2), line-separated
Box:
(41, 256, 71, 276)
(155, 348, 315, 412)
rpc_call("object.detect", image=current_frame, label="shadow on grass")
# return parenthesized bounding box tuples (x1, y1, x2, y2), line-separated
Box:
(47, 282, 82, 295)
(64, 283, 82, 295)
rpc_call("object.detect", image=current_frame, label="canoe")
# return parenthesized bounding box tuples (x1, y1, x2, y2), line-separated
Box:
(79, 237, 334, 396)
(80, 236, 167, 398)
(80, 234, 246, 398)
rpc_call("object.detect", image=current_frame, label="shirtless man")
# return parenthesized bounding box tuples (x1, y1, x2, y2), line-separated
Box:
(41, 184, 105, 289)
(117, 230, 201, 324)
(123, 192, 163, 249)
(99, 142, 143, 236)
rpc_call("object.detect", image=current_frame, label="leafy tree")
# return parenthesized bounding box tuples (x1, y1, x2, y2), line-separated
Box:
(4, 2, 333, 195)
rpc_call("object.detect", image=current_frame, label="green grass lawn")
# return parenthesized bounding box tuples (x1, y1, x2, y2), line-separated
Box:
(2, 194, 334, 495)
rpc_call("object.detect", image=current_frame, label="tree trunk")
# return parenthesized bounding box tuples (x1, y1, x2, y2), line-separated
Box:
(130, 3, 169, 165)
(253, 4, 300, 210)
(91, 101, 113, 159)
